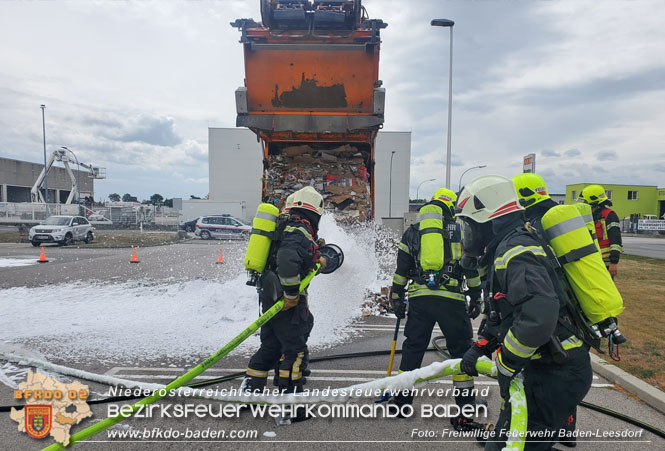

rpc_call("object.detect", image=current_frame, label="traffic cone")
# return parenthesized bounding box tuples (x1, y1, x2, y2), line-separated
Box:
(37, 246, 49, 263)
(130, 247, 140, 263)
(216, 248, 225, 264)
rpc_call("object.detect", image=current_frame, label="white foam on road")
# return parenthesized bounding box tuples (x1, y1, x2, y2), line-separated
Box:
(0, 216, 391, 361)
(0, 257, 37, 267)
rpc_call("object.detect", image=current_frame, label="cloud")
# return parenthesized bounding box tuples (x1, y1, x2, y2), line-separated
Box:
(564, 149, 581, 157)
(542, 149, 561, 157)
(597, 150, 618, 161)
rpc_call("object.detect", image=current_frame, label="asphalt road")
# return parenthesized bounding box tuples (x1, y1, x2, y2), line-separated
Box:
(1, 240, 664, 450)
(622, 236, 665, 259)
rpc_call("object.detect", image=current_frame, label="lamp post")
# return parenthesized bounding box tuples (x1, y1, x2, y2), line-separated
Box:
(431, 18, 454, 189)
(40, 104, 48, 203)
(389, 151, 396, 217)
(458, 165, 487, 192)
(416, 178, 437, 201)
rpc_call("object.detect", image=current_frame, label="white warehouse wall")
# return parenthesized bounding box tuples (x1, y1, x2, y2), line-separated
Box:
(208, 128, 411, 223)
(208, 128, 263, 222)
(373, 131, 411, 220)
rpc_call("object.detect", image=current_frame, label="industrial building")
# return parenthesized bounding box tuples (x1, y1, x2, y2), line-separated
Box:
(566, 183, 665, 220)
(0, 157, 94, 203)
(208, 128, 411, 223)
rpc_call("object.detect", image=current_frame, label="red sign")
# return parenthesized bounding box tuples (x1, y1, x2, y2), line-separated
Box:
(25, 405, 52, 439)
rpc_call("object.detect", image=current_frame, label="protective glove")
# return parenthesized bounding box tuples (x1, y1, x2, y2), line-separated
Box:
(316, 256, 327, 274)
(460, 344, 484, 376)
(282, 294, 300, 311)
(496, 348, 518, 401)
(390, 289, 406, 319)
(497, 371, 515, 401)
(467, 298, 481, 319)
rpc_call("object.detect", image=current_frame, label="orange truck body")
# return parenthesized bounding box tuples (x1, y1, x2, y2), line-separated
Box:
(232, 4, 387, 218)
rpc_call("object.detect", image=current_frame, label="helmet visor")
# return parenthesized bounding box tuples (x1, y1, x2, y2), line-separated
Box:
(458, 217, 491, 257)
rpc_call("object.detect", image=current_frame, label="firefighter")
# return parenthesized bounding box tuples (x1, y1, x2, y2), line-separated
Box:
(457, 175, 592, 450)
(578, 184, 623, 279)
(513, 172, 579, 447)
(242, 186, 325, 398)
(512, 173, 558, 225)
(390, 187, 486, 430)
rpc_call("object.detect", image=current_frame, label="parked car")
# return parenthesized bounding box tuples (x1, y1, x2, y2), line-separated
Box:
(194, 214, 251, 240)
(179, 217, 200, 233)
(29, 216, 95, 246)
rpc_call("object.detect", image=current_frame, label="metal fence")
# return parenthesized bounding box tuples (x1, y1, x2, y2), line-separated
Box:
(0, 202, 81, 223)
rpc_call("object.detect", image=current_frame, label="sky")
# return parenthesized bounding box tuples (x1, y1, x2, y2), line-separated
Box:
(1, 0, 664, 201)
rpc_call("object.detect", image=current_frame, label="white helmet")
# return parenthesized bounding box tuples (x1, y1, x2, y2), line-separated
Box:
(290, 186, 324, 216)
(456, 175, 523, 224)
(282, 193, 295, 214)
(456, 175, 524, 257)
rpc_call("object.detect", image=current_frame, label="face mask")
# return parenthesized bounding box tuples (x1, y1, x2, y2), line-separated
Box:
(459, 218, 492, 258)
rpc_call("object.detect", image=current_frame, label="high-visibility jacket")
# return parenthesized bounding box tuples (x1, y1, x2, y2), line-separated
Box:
(594, 207, 623, 265)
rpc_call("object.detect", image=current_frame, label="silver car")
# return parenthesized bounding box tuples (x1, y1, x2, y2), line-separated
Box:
(29, 215, 95, 246)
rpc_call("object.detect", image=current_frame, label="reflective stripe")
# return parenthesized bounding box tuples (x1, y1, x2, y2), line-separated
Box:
(419, 212, 443, 221)
(451, 242, 462, 260)
(478, 266, 488, 278)
(453, 374, 473, 387)
(292, 352, 304, 381)
(494, 245, 546, 270)
(279, 370, 291, 378)
(398, 242, 410, 254)
(496, 352, 515, 377)
(610, 244, 623, 252)
(561, 336, 583, 350)
(453, 379, 475, 389)
(279, 275, 301, 286)
(284, 225, 313, 241)
(392, 273, 407, 285)
(544, 215, 586, 240)
(467, 276, 481, 288)
(255, 211, 277, 222)
(504, 330, 537, 359)
(408, 288, 466, 301)
(606, 222, 620, 230)
(246, 368, 269, 378)
(581, 214, 593, 224)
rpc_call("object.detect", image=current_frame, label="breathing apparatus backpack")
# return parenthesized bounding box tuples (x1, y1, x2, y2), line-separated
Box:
(416, 203, 461, 287)
(244, 203, 284, 286)
(533, 204, 625, 344)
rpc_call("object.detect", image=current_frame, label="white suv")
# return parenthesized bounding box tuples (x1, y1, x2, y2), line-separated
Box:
(194, 214, 251, 240)
(29, 216, 95, 246)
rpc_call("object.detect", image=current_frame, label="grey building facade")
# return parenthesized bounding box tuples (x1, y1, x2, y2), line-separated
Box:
(0, 157, 93, 203)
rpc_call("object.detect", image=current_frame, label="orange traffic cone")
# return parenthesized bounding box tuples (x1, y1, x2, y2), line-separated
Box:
(37, 246, 49, 263)
(216, 248, 225, 264)
(130, 247, 140, 263)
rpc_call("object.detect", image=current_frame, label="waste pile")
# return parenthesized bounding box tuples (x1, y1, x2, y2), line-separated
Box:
(263, 144, 372, 222)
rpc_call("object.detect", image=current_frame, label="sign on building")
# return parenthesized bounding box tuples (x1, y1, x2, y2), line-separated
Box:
(638, 220, 665, 231)
(523, 153, 536, 173)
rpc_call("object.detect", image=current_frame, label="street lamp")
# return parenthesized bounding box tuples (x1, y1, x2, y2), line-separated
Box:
(389, 151, 396, 217)
(416, 178, 437, 201)
(40, 105, 48, 203)
(431, 18, 454, 189)
(458, 165, 487, 192)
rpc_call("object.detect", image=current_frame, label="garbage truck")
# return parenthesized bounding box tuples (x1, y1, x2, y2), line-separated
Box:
(232, 0, 387, 221)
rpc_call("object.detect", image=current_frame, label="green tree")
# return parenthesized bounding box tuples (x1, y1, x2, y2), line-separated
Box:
(108, 193, 121, 202)
(122, 193, 133, 202)
(150, 193, 164, 205)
